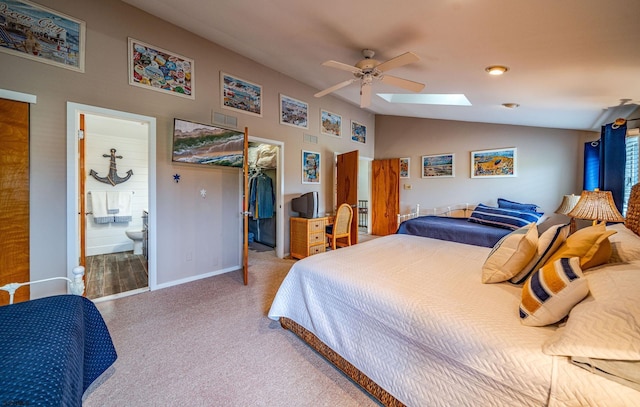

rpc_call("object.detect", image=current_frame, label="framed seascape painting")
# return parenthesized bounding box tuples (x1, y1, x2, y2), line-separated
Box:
(302, 150, 320, 184)
(171, 118, 245, 167)
(422, 154, 455, 178)
(0, 0, 86, 72)
(320, 109, 341, 137)
(280, 94, 308, 129)
(471, 147, 517, 178)
(399, 157, 410, 178)
(351, 120, 366, 144)
(128, 38, 194, 99)
(221, 72, 262, 117)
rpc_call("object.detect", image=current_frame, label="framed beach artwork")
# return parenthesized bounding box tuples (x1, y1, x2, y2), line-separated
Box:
(0, 0, 86, 72)
(128, 38, 194, 99)
(221, 72, 262, 117)
(351, 120, 366, 144)
(399, 157, 410, 178)
(471, 147, 517, 178)
(320, 109, 341, 137)
(422, 154, 455, 178)
(280, 94, 308, 129)
(302, 150, 320, 184)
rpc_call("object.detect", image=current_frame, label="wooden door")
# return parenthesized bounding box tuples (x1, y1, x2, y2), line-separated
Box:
(336, 150, 358, 244)
(242, 127, 249, 285)
(0, 98, 30, 305)
(371, 159, 400, 236)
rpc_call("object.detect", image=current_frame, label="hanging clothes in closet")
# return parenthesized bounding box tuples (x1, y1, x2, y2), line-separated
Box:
(248, 169, 276, 247)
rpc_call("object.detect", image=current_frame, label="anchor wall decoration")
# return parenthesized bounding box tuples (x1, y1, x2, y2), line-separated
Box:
(90, 148, 133, 186)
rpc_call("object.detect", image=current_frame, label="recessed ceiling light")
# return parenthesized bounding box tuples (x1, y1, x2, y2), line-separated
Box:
(485, 65, 509, 75)
(502, 103, 520, 109)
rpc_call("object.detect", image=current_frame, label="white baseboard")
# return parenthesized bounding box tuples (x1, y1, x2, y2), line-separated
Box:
(152, 265, 241, 291)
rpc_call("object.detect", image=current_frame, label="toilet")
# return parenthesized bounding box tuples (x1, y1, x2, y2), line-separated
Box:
(125, 229, 144, 255)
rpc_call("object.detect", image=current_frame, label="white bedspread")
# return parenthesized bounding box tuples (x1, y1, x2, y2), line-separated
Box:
(269, 234, 640, 406)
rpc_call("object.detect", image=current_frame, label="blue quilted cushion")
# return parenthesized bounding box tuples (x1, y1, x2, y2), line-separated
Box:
(468, 203, 543, 230)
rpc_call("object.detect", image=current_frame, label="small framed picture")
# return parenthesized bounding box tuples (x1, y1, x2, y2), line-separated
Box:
(471, 147, 517, 178)
(422, 154, 455, 178)
(128, 38, 194, 99)
(302, 150, 320, 184)
(320, 109, 341, 137)
(221, 72, 262, 117)
(351, 120, 366, 144)
(280, 94, 309, 129)
(399, 157, 410, 178)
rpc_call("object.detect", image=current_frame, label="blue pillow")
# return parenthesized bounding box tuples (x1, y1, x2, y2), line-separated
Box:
(468, 203, 543, 230)
(497, 198, 539, 213)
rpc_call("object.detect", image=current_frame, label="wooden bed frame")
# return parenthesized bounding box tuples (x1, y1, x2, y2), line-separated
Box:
(280, 317, 405, 407)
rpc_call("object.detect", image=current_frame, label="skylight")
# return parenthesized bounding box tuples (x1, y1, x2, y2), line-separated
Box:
(377, 94, 471, 106)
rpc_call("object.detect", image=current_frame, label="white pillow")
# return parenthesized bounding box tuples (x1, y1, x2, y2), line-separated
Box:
(542, 261, 640, 360)
(607, 223, 640, 263)
(482, 223, 538, 283)
(510, 223, 570, 284)
(519, 257, 589, 327)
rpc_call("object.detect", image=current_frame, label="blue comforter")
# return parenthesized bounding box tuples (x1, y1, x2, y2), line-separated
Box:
(397, 216, 510, 247)
(0, 295, 117, 406)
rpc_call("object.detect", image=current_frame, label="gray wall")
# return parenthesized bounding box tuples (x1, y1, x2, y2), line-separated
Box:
(375, 115, 597, 229)
(0, 0, 374, 297)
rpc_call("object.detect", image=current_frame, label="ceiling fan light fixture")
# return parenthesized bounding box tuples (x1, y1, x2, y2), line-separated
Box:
(485, 65, 509, 75)
(502, 103, 520, 109)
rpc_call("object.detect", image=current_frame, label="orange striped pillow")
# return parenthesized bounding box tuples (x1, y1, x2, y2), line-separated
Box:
(519, 257, 589, 327)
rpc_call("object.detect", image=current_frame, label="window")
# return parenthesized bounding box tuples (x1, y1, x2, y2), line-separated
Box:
(624, 135, 639, 216)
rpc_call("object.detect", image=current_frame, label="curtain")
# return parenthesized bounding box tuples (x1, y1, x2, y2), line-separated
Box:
(599, 122, 627, 213)
(583, 140, 599, 191)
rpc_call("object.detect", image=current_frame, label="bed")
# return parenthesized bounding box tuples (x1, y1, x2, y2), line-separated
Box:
(0, 270, 117, 406)
(269, 194, 640, 406)
(396, 200, 545, 248)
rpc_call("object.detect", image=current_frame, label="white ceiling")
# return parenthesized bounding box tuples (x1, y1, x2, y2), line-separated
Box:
(123, 0, 640, 131)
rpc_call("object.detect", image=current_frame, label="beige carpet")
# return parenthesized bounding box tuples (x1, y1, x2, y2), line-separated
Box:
(83, 250, 381, 406)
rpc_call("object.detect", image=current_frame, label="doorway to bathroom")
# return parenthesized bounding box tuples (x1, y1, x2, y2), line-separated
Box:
(66, 103, 156, 302)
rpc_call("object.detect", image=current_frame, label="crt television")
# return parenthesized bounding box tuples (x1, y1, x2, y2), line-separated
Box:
(291, 191, 318, 219)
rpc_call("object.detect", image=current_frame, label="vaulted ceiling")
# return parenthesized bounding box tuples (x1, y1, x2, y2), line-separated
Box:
(123, 0, 640, 131)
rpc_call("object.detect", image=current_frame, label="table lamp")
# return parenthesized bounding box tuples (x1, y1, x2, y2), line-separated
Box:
(566, 189, 625, 228)
(555, 194, 581, 233)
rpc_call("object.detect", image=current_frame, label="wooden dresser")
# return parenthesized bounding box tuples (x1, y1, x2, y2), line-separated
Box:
(290, 216, 329, 259)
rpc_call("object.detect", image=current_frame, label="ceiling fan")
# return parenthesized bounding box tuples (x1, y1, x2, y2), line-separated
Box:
(314, 49, 425, 108)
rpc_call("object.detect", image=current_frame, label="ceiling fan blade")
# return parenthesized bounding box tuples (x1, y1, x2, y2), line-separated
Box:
(375, 52, 420, 73)
(321, 60, 362, 74)
(314, 78, 356, 98)
(381, 75, 425, 93)
(360, 82, 372, 108)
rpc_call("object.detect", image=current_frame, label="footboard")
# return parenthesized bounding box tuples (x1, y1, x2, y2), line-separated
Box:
(0, 266, 85, 304)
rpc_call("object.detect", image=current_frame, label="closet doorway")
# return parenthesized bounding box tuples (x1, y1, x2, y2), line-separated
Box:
(246, 137, 284, 259)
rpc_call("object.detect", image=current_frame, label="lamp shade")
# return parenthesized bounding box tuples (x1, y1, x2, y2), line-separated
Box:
(566, 190, 625, 223)
(555, 194, 581, 215)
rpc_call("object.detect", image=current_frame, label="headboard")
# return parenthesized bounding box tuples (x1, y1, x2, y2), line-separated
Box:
(625, 183, 640, 236)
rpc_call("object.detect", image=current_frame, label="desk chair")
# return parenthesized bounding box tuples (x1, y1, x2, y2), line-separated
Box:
(326, 203, 353, 250)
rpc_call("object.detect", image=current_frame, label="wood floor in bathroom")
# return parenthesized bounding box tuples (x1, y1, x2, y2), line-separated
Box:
(85, 251, 148, 300)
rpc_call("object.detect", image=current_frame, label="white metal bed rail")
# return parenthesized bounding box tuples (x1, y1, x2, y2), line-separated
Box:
(0, 266, 85, 305)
